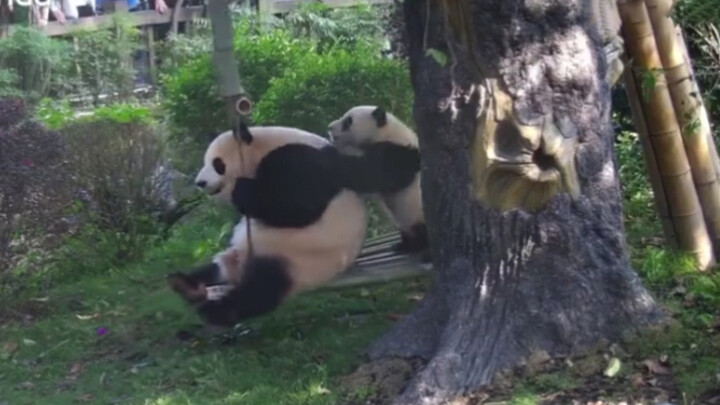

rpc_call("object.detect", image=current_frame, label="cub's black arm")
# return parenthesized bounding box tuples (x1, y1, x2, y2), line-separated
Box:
(336, 142, 420, 194)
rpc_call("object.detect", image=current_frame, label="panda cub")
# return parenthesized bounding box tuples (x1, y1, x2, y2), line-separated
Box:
(327, 106, 429, 261)
(167, 124, 367, 327)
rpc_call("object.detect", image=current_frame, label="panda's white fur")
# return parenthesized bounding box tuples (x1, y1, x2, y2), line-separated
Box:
(215, 191, 366, 295)
(169, 125, 367, 327)
(327, 106, 427, 257)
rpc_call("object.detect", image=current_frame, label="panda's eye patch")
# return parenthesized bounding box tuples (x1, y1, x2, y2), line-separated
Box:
(341, 116, 353, 131)
(212, 158, 226, 175)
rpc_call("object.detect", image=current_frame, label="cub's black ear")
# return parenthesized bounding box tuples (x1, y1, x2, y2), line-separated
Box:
(234, 121, 254, 144)
(371, 107, 388, 127)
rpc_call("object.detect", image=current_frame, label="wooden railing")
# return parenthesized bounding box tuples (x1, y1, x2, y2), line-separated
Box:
(258, 0, 392, 14)
(3, 0, 394, 38)
(5, 3, 204, 37)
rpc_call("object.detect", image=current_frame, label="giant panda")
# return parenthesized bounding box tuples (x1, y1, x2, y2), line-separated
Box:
(167, 124, 367, 327)
(327, 106, 429, 261)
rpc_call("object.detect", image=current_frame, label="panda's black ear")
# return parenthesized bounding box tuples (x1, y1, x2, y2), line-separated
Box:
(371, 107, 388, 128)
(234, 121, 254, 144)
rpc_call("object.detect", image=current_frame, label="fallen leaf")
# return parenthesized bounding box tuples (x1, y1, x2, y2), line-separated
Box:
(643, 359, 670, 375)
(630, 373, 645, 388)
(2, 342, 18, 354)
(603, 357, 622, 378)
(22, 338, 36, 346)
(70, 362, 83, 375)
(359, 288, 370, 297)
(18, 381, 34, 390)
(407, 293, 423, 302)
(31, 297, 49, 302)
(75, 313, 99, 320)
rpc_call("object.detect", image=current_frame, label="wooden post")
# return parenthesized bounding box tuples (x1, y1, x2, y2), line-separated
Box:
(206, 0, 252, 127)
(146, 26, 157, 85)
(170, 0, 186, 34)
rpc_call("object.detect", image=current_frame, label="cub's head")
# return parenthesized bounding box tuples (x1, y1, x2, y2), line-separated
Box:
(194, 123, 256, 204)
(327, 106, 416, 152)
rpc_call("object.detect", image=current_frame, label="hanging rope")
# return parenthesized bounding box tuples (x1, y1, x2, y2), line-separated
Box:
(206, 0, 255, 271)
(232, 99, 255, 260)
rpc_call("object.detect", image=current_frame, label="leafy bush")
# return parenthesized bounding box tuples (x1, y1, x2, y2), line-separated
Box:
(254, 44, 413, 134)
(70, 16, 142, 105)
(91, 102, 154, 124)
(157, 20, 214, 75)
(0, 98, 74, 276)
(0, 26, 73, 102)
(161, 27, 315, 139)
(282, 2, 389, 52)
(0, 68, 22, 98)
(60, 119, 168, 258)
(34, 98, 75, 130)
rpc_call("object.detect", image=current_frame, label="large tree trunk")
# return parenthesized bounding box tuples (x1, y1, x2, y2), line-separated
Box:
(367, 1, 663, 404)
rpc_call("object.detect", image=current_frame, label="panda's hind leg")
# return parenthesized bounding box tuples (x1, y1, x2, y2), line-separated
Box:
(167, 262, 222, 305)
(394, 223, 431, 263)
(197, 256, 293, 327)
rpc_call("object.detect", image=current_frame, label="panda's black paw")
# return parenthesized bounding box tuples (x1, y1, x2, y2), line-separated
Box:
(197, 301, 238, 328)
(167, 272, 209, 305)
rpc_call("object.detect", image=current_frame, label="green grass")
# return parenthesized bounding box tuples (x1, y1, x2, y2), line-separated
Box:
(0, 205, 427, 405)
(2, 129, 719, 405)
(0, 277, 422, 405)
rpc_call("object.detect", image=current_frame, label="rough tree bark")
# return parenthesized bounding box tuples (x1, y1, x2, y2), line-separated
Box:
(366, 1, 663, 404)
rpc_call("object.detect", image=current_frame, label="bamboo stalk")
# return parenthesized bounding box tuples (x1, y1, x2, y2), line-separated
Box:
(674, 25, 720, 180)
(618, 0, 715, 270)
(645, 0, 720, 259)
(622, 58, 678, 248)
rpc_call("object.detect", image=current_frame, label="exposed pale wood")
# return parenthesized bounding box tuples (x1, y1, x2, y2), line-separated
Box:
(618, 0, 715, 270)
(6, 5, 204, 37)
(646, 0, 720, 258)
(171, 0, 187, 34)
(146, 26, 157, 85)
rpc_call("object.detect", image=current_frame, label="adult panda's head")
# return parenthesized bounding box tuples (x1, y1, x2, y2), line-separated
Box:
(326, 106, 418, 152)
(194, 126, 252, 205)
(194, 124, 329, 205)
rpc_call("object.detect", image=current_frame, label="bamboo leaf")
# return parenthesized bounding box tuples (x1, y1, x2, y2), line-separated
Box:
(425, 48, 448, 67)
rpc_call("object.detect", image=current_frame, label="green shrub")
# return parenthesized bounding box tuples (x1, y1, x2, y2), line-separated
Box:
(59, 119, 168, 259)
(34, 98, 75, 130)
(91, 102, 154, 124)
(69, 17, 141, 105)
(160, 28, 314, 140)
(282, 2, 388, 52)
(0, 26, 73, 102)
(253, 45, 413, 134)
(0, 98, 74, 276)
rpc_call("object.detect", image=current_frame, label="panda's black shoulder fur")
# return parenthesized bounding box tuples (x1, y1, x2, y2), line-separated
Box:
(232, 143, 345, 228)
(336, 141, 420, 195)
